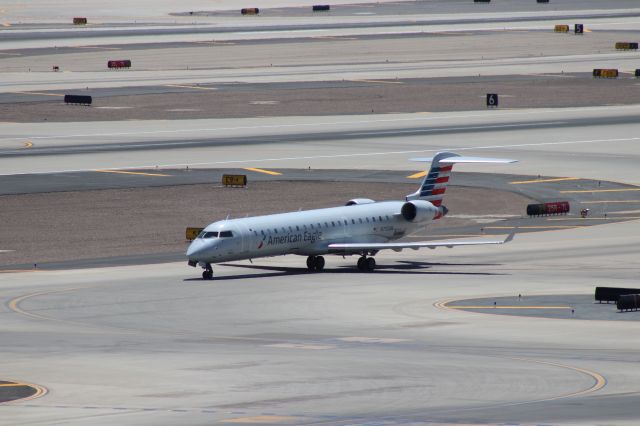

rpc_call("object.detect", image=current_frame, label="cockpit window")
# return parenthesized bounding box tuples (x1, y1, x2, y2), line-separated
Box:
(202, 231, 218, 238)
(219, 231, 233, 238)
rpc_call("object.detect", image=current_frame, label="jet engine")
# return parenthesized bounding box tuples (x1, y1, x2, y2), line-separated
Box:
(345, 198, 375, 206)
(401, 200, 447, 222)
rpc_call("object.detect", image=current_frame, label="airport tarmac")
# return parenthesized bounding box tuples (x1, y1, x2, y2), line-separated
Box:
(2, 219, 640, 425)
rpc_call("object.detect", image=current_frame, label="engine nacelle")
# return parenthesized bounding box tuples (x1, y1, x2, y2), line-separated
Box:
(346, 198, 375, 206)
(401, 200, 440, 222)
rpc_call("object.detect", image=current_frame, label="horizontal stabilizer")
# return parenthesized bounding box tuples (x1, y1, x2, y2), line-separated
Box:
(410, 156, 517, 164)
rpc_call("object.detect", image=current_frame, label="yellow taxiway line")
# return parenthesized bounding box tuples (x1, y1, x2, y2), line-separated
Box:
(448, 306, 573, 309)
(510, 177, 580, 185)
(407, 171, 427, 179)
(483, 225, 583, 229)
(243, 167, 282, 176)
(580, 200, 640, 204)
(94, 169, 170, 177)
(350, 79, 403, 84)
(548, 216, 640, 221)
(561, 188, 640, 193)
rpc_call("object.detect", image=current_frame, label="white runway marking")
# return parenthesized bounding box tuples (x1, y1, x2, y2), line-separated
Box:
(266, 343, 335, 350)
(338, 337, 410, 344)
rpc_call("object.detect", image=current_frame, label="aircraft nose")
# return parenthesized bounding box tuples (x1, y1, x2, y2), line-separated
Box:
(186, 239, 207, 259)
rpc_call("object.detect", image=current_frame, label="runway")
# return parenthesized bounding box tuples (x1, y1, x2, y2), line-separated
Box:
(2, 105, 640, 184)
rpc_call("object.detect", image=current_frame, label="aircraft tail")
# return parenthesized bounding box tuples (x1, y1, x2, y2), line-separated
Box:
(406, 151, 516, 206)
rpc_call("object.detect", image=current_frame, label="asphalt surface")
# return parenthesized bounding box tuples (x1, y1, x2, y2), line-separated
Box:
(4, 73, 640, 122)
(3, 221, 640, 424)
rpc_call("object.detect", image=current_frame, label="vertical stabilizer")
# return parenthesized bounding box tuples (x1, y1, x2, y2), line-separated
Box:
(406, 152, 459, 206)
(406, 152, 517, 205)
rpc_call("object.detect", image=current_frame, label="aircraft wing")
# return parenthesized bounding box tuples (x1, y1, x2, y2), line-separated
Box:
(328, 231, 515, 252)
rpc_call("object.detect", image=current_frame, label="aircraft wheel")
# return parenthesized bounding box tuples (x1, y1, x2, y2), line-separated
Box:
(357, 256, 366, 271)
(306, 256, 316, 271)
(365, 257, 376, 272)
(202, 269, 213, 280)
(314, 256, 325, 271)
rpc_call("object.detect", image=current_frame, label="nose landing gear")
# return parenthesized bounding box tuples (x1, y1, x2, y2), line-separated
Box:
(306, 255, 325, 272)
(202, 263, 213, 280)
(357, 256, 376, 272)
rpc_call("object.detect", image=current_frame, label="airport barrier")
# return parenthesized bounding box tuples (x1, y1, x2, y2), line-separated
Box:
(615, 42, 639, 50)
(593, 68, 618, 78)
(107, 60, 132, 69)
(186, 227, 204, 241)
(222, 174, 247, 187)
(312, 5, 331, 11)
(64, 94, 92, 105)
(241, 8, 259, 15)
(526, 201, 569, 216)
(73, 17, 87, 25)
(636, 69, 640, 78)
(617, 294, 640, 312)
(595, 287, 640, 303)
(554, 25, 569, 33)
(575, 24, 584, 34)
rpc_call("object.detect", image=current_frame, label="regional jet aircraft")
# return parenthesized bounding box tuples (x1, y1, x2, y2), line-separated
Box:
(187, 152, 516, 279)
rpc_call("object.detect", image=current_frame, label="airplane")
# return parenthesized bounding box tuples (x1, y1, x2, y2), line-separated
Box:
(187, 151, 517, 279)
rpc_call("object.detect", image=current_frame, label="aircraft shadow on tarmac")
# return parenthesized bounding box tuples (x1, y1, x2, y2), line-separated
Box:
(183, 261, 506, 282)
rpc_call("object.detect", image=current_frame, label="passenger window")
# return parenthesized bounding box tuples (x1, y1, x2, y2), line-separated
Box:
(351, 219, 355, 224)
(296, 226, 300, 231)
(331, 221, 335, 226)
(366, 218, 370, 223)
(372, 217, 376, 222)
(289, 226, 293, 232)
(344, 220, 347, 225)
(386, 215, 390, 220)
(325, 222, 329, 227)
(310, 224, 314, 229)
(274, 228, 278, 234)
(359, 218, 363, 223)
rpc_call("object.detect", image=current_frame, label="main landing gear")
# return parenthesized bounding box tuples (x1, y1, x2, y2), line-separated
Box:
(306, 255, 325, 272)
(357, 256, 376, 272)
(202, 263, 213, 280)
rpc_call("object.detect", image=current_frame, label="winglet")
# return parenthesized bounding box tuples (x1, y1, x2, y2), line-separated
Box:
(504, 229, 517, 243)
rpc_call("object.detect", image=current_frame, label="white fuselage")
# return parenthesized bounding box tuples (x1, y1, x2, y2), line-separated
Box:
(186, 201, 437, 264)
